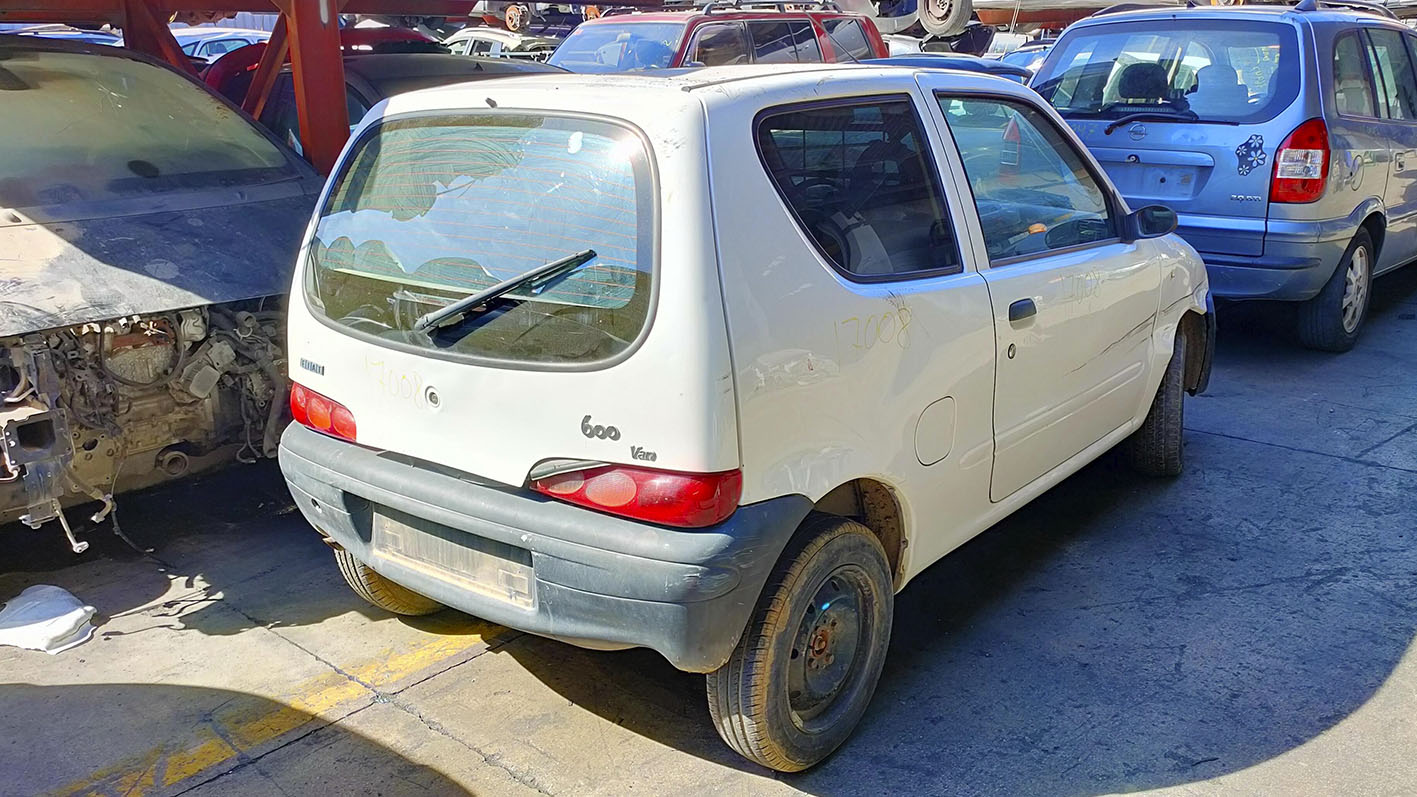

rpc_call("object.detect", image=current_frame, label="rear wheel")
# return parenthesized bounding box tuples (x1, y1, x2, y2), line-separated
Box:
(706, 515, 893, 772)
(1124, 332, 1186, 477)
(333, 549, 443, 616)
(1298, 229, 1373, 352)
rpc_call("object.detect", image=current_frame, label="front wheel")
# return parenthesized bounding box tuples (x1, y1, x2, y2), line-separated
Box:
(1124, 332, 1187, 477)
(1297, 229, 1373, 352)
(706, 515, 893, 772)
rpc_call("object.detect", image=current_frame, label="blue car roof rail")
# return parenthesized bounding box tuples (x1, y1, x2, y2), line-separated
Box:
(1293, 0, 1398, 18)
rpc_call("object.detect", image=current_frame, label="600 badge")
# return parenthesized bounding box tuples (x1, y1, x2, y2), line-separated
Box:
(581, 415, 621, 441)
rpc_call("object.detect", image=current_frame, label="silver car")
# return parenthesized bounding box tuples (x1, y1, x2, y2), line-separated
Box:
(1032, 2, 1417, 351)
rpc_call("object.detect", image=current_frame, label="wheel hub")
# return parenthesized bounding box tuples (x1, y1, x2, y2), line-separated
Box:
(788, 571, 866, 726)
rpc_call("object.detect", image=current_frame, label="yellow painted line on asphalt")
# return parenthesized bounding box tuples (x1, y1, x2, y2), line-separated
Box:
(48, 628, 492, 797)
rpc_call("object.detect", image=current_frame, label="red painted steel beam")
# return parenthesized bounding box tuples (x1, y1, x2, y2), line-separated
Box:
(242, 13, 288, 117)
(119, 0, 196, 73)
(284, 0, 346, 174)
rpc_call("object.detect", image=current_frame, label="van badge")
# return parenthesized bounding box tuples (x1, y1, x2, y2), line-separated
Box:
(1128, 123, 1147, 141)
(299, 358, 325, 376)
(581, 415, 621, 441)
(630, 446, 657, 462)
(1236, 135, 1266, 176)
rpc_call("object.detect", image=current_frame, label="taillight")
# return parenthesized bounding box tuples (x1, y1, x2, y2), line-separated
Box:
(532, 465, 742, 528)
(1001, 117, 1022, 174)
(1271, 118, 1330, 204)
(290, 382, 357, 442)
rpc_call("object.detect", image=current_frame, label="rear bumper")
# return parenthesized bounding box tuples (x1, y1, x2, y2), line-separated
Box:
(278, 424, 811, 672)
(1198, 221, 1352, 302)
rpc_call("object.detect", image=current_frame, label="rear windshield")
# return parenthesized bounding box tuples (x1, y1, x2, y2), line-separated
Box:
(547, 22, 685, 72)
(1033, 20, 1299, 125)
(0, 48, 296, 209)
(306, 114, 655, 367)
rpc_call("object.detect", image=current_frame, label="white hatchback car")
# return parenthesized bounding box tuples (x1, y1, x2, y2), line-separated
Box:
(279, 64, 1215, 771)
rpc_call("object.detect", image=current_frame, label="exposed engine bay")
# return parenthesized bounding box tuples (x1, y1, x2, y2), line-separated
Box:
(0, 302, 284, 552)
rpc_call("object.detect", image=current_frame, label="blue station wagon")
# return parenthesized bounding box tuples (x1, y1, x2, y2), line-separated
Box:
(1032, 1, 1417, 351)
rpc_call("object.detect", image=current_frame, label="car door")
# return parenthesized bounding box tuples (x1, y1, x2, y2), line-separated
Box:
(932, 90, 1161, 502)
(1328, 29, 1392, 243)
(1362, 27, 1417, 273)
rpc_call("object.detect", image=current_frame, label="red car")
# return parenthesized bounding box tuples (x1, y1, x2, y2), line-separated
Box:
(547, 2, 888, 72)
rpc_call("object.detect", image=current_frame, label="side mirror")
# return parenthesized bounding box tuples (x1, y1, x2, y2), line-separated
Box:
(1126, 205, 1178, 241)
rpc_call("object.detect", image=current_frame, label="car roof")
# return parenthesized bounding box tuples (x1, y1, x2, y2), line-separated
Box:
(335, 52, 562, 97)
(395, 62, 1034, 106)
(1066, 3, 1410, 28)
(876, 54, 1031, 79)
(171, 27, 269, 40)
(575, 9, 863, 25)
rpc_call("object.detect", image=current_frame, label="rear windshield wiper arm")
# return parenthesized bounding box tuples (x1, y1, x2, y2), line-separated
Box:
(412, 249, 597, 333)
(1103, 110, 1198, 135)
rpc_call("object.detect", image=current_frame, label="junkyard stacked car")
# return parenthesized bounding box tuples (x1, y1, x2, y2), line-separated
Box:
(0, 36, 321, 548)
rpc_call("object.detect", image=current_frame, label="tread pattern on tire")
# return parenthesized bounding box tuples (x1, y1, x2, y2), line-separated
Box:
(706, 514, 891, 772)
(1298, 229, 1372, 353)
(1125, 332, 1186, 477)
(334, 548, 443, 616)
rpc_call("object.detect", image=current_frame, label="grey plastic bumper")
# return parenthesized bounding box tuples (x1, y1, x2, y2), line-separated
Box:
(279, 424, 812, 672)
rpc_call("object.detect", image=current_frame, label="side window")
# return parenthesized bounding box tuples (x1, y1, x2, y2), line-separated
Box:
(346, 89, 371, 133)
(181, 41, 199, 55)
(790, 20, 822, 63)
(757, 98, 960, 279)
(259, 76, 303, 157)
(1367, 29, 1417, 121)
(470, 38, 495, 55)
(939, 95, 1116, 263)
(822, 18, 872, 61)
(1334, 32, 1377, 117)
(685, 23, 750, 66)
(748, 21, 797, 64)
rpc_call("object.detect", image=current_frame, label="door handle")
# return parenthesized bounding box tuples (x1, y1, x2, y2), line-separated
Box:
(1009, 298, 1037, 323)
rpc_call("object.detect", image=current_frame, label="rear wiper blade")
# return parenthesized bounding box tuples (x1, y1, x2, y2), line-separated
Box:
(412, 249, 597, 333)
(1103, 110, 1198, 135)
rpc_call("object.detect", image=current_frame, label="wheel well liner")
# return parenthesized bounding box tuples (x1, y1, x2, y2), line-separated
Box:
(812, 479, 906, 586)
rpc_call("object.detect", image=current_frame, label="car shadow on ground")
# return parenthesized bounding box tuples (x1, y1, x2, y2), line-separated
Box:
(499, 267, 1417, 793)
(0, 683, 470, 795)
(0, 460, 401, 637)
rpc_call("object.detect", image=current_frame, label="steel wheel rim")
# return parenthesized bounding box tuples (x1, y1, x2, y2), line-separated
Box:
(787, 565, 872, 734)
(1342, 246, 1370, 334)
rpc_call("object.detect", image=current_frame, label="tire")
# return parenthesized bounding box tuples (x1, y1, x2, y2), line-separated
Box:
(1297, 229, 1374, 352)
(1124, 332, 1186, 477)
(333, 549, 443, 616)
(706, 514, 893, 772)
(920, 0, 973, 37)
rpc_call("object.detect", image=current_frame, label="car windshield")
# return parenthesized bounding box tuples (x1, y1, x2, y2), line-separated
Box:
(307, 114, 655, 366)
(1032, 20, 1298, 125)
(547, 22, 684, 72)
(0, 48, 295, 209)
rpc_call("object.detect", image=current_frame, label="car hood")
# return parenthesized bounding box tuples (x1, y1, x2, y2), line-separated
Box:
(0, 182, 317, 337)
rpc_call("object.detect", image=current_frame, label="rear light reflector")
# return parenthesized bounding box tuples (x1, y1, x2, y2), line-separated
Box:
(290, 382, 357, 442)
(533, 465, 742, 528)
(1271, 118, 1330, 203)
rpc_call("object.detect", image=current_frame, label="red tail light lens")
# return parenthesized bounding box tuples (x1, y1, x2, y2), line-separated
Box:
(1271, 118, 1330, 204)
(533, 465, 742, 528)
(290, 382, 357, 442)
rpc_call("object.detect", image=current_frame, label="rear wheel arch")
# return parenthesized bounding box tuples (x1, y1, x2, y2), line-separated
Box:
(812, 478, 907, 588)
(1360, 212, 1386, 262)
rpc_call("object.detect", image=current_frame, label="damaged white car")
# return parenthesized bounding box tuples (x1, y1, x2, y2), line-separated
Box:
(0, 37, 321, 550)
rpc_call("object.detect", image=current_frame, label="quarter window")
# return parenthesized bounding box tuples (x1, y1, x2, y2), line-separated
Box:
(939, 96, 1116, 263)
(1366, 29, 1417, 121)
(757, 99, 960, 279)
(1334, 32, 1377, 117)
(822, 18, 872, 61)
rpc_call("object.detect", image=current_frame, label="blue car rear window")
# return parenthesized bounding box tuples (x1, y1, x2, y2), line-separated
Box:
(1033, 20, 1300, 125)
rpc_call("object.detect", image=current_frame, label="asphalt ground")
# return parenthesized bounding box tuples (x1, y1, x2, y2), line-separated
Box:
(3, 267, 1415, 797)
